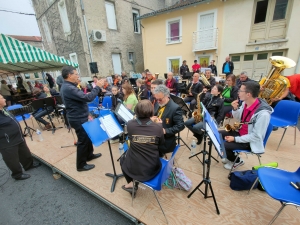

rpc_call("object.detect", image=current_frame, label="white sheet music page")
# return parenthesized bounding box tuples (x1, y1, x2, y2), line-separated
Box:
(99, 114, 123, 138)
(118, 104, 134, 123)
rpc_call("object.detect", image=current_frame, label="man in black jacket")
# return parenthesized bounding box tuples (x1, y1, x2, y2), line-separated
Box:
(152, 85, 185, 155)
(222, 56, 234, 77)
(180, 60, 190, 78)
(60, 66, 104, 172)
(236, 71, 252, 89)
(0, 95, 41, 180)
(184, 73, 203, 117)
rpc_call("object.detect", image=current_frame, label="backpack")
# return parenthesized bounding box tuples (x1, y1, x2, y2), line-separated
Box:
(164, 168, 192, 191)
(229, 170, 258, 191)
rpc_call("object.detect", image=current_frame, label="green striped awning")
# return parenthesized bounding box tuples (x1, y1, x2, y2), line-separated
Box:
(0, 33, 78, 75)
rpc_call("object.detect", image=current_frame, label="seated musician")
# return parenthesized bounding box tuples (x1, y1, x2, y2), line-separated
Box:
(136, 79, 148, 100)
(122, 83, 138, 112)
(287, 74, 300, 102)
(221, 74, 238, 123)
(185, 85, 224, 145)
(165, 72, 177, 95)
(220, 82, 273, 170)
(43, 85, 58, 97)
(91, 76, 98, 88)
(101, 78, 112, 96)
(184, 73, 203, 118)
(120, 100, 165, 196)
(141, 71, 147, 80)
(202, 69, 216, 93)
(31, 87, 54, 130)
(145, 71, 156, 90)
(152, 85, 184, 155)
(111, 85, 123, 111)
(150, 79, 163, 106)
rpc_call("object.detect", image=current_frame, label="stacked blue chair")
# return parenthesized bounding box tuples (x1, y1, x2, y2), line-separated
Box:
(228, 122, 273, 175)
(269, 100, 300, 151)
(102, 96, 112, 109)
(132, 145, 180, 224)
(257, 167, 300, 225)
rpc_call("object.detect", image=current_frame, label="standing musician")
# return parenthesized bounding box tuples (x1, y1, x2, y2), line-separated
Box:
(180, 60, 190, 77)
(220, 82, 273, 171)
(150, 79, 163, 106)
(192, 60, 201, 73)
(145, 71, 156, 90)
(221, 74, 238, 122)
(152, 85, 184, 155)
(60, 66, 104, 172)
(185, 85, 224, 145)
(208, 60, 217, 76)
(184, 73, 203, 118)
(136, 79, 148, 100)
(120, 100, 165, 196)
(165, 72, 177, 95)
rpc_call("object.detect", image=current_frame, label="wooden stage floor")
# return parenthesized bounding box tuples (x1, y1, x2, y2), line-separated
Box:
(22, 118, 300, 225)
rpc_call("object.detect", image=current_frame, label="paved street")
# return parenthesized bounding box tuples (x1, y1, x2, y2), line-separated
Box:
(0, 156, 134, 225)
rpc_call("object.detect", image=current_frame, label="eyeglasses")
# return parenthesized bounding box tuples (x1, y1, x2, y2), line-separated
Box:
(156, 96, 165, 102)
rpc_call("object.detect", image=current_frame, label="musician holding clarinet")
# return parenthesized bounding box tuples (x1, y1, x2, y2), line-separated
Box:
(0, 95, 41, 180)
(219, 82, 273, 171)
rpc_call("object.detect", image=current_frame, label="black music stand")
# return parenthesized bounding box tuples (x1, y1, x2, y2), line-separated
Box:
(187, 112, 226, 215)
(8, 107, 35, 141)
(54, 96, 77, 148)
(182, 72, 193, 80)
(31, 97, 63, 134)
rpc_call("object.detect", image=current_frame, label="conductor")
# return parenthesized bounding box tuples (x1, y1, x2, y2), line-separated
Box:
(60, 66, 104, 172)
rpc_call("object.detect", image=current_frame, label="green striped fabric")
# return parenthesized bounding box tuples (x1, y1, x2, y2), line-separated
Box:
(0, 33, 78, 73)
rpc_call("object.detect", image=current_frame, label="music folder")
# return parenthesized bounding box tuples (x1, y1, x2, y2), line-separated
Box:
(82, 111, 123, 147)
(114, 103, 134, 123)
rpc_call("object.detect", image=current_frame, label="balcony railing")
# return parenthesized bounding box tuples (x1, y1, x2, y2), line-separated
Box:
(193, 28, 218, 51)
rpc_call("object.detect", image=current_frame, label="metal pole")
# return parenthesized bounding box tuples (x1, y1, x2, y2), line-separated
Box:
(80, 0, 93, 62)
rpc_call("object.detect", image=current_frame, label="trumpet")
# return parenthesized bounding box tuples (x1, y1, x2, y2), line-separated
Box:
(224, 122, 252, 132)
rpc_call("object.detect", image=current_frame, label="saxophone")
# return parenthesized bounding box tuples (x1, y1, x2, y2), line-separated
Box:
(137, 88, 144, 101)
(259, 56, 296, 105)
(200, 73, 210, 86)
(192, 92, 203, 123)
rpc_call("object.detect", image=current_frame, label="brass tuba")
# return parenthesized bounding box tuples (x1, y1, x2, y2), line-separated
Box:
(200, 73, 210, 86)
(259, 56, 296, 105)
(192, 92, 203, 123)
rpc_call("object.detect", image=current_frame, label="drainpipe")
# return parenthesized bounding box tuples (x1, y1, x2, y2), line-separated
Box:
(80, 0, 93, 62)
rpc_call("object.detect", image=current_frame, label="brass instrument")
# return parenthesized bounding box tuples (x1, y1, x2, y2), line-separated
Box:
(200, 73, 210, 86)
(137, 88, 144, 101)
(259, 56, 296, 105)
(224, 121, 253, 132)
(192, 92, 203, 123)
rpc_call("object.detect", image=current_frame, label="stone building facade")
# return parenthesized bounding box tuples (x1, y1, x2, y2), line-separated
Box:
(31, 0, 178, 78)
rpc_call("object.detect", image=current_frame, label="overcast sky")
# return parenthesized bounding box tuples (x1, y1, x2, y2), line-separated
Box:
(0, 0, 40, 36)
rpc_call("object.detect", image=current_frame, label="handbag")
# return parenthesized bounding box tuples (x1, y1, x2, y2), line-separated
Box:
(229, 170, 258, 191)
(164, 168, 192, 191)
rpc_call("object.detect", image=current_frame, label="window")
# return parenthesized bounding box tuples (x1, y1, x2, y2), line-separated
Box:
(105, 1, 117, 30)
(231, 56, 241, 62)
(166, 17, 182, 44)
(128, 52, 134, 62)
(132, 9, 140, 33)
(244, 55, 254, 61)
(167, 56, 182, 76)
(34, 73, 39, 78)
(58, 0, 71, 35)
(272, 51, 283, 56)
(257, 53, 268, 60)
(42, 17, 52, 43)
(69, 53, 80, 73)
(273, 0, 288, 20)
(254, 0, 269, 24)
(24, 74, 30, 79)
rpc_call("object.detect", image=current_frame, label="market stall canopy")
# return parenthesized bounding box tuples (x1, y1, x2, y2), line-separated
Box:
(0, 33, 78, 76)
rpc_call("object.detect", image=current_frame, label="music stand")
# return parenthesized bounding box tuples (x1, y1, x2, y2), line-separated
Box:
(182, 72, 193, 80)
(82, 111, 124, 192)
(187, 111, 226, 215)
(8, 106, 35, 141)
(31, 97, 63, 134)
(54, 96, 77, 148)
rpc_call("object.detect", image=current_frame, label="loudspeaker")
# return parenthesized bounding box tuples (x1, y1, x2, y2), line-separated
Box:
(89, 62, 98, 74)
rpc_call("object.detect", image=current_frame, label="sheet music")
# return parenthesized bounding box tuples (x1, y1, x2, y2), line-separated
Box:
(118, 104, 134, 123)
(99, 114, 123, 138)
(205, 122, 222, 155)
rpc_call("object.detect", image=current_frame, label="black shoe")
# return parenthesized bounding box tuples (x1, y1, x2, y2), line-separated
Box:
(15, 174, 31, 180)
(273, 126, 278, 131)
(121, 185, 138, 197)
(25, 162, 42, 171)
(87, 153, 102, 161)
(193, 133, 203, 145)
(77, 164, 95, 172)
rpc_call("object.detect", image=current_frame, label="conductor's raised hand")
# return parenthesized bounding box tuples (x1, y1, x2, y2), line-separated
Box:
(96, 79, 104, 88)
(231, 100, 239, 110)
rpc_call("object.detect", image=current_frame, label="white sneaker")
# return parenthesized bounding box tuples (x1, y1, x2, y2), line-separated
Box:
(221, 158, 230, 164)
(224, 160, 245, 170)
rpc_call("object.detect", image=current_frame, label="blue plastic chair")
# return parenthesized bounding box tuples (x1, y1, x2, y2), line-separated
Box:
(88, 96, 99, 108)
(132, 145, 180, 224)
(269, 100, 300, 151)
(228, 122, 274, 175)
(257, 167, 300, 225)
(102, 96, 112, 109)
(7, 104, 31, 122)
